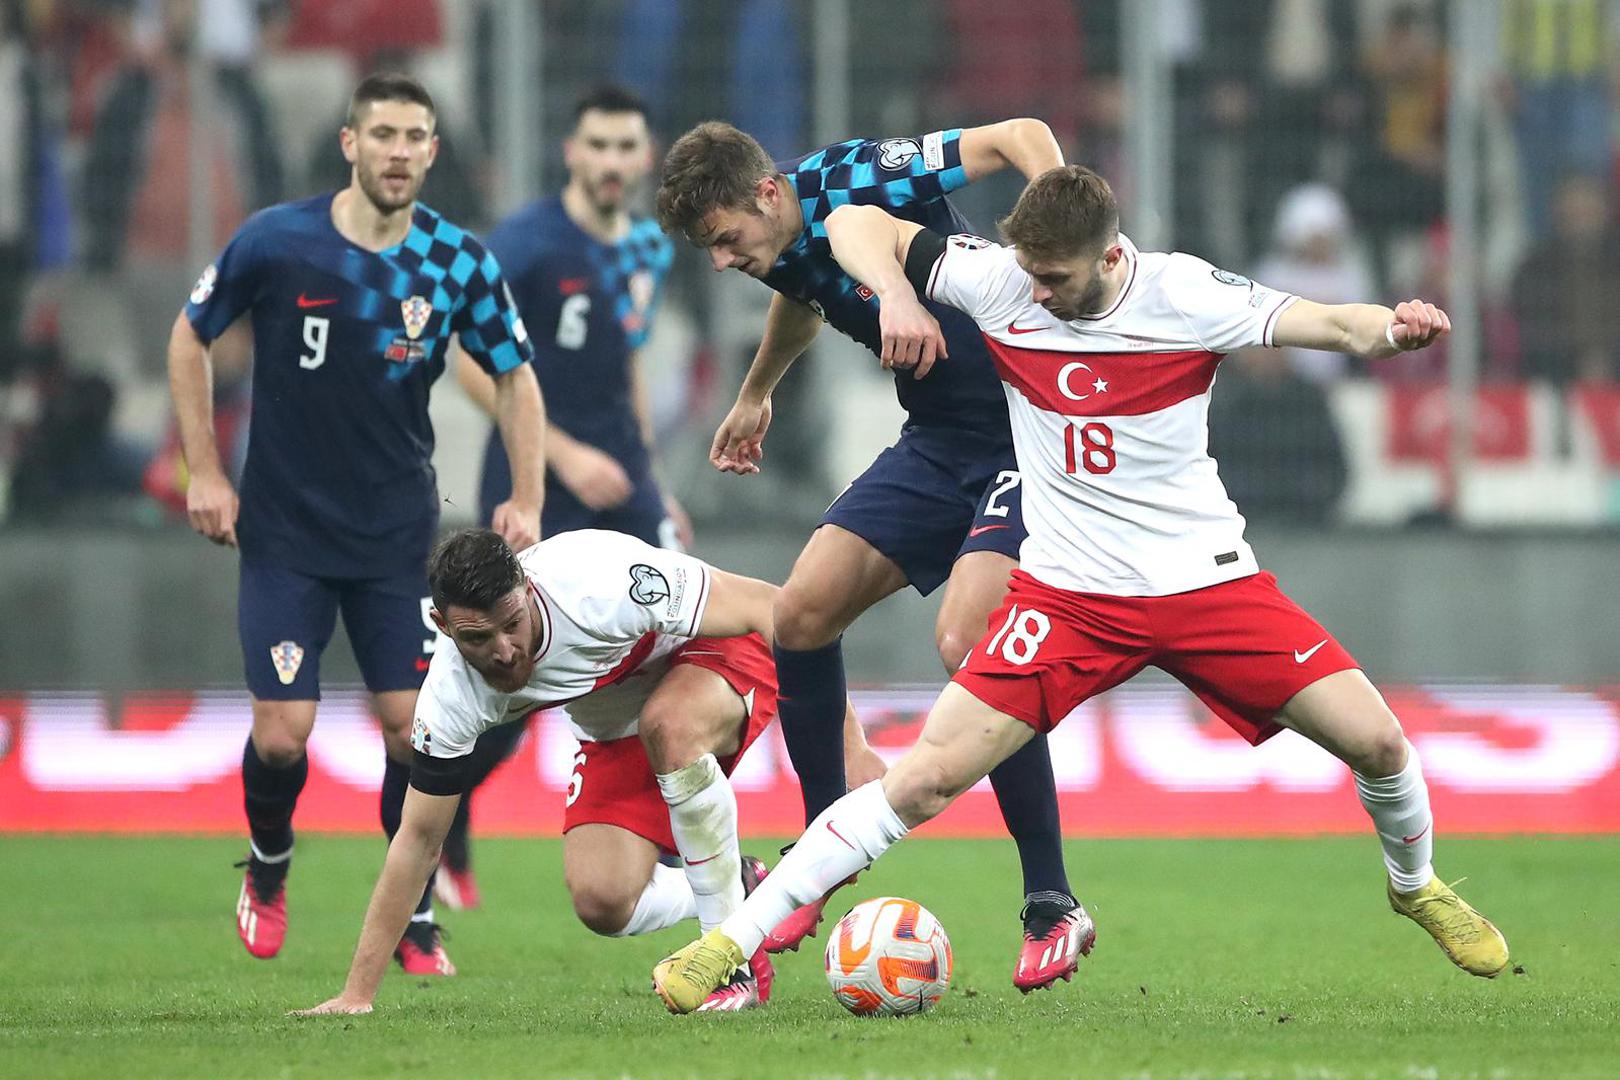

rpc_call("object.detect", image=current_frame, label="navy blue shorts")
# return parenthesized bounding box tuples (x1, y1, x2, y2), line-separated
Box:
(479, 443, 673, 549)
(821, 425, 1026, 595)
(239, 557, 433, 700)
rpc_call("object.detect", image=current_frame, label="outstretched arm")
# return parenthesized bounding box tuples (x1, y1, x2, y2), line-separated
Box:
(958, 118, 1065, 183)
(1273, 297, 1451, 360)
(710, 294, 823, 475)
(293, 782, 461, 1015)
(490, 363, 545, 550)
(167, 311, 239, 547)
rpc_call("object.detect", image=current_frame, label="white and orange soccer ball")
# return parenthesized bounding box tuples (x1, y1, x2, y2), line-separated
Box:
(823, 896, 953, 1016)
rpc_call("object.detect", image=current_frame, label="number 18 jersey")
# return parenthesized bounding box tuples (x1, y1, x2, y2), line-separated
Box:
(920, 233, 1298, 597)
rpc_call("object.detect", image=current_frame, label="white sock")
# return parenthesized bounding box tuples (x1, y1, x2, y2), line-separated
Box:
(719, 780, 908, 956)
(611, 863, 698, 937)
(1354, 738, 1435, 893)
(656, 754, 743, 933)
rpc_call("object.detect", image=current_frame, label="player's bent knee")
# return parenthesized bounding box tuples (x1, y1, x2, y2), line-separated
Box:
(935, 628, 975, 676)
(567, 878, 638, 937)
(772, 587, 842, 652)
(884, 759, 957, 827)
(1358, 721, 1410, 778)
(251, 727, 308, 768)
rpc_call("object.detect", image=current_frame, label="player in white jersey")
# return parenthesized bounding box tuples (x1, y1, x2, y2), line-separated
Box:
(652, 166, 1509, 1013)
(297, 528, 872, 1015)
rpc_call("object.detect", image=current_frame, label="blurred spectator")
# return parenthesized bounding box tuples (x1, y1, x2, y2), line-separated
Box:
(1499, 0, 1619, 236)
(1209, 346, 1348, 524)
(1512, 173, 1620, 385)
(1349, 3, 1447, 294)
(6, 340, 150, 522)
(281, 0, 440, 73)
(1253, 183, 1378, 382)
(81, 0, 286, 271)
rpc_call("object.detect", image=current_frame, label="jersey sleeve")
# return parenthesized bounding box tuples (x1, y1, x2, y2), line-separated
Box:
(410, 660, 485, 762)
(184, 214, 269, 343)
(832, 130, 970, 212)
(915, 232, 1031, 327)
(1163, 256, 1299, 352)
(452, 244, 535, 376)
(539, 531, 714, 641)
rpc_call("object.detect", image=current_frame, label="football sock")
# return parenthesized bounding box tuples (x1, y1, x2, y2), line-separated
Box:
(719, 780, 908, 956)
(612, 863, 699, 937)
(986, 732, 1072, 898)
(1354, 738, 1435, 893)
(380, 754, 436, 919)
(241, 736, 306, 883)
(656, 753, 743, 933)
(442, 718, 528, 872)
(773, 638, 849, 824)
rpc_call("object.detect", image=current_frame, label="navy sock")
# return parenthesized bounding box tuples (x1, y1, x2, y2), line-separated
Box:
(773, 638, 849, 824)
(241, 736, 306, 875)
(987, 733, 1072, 899)
(381, 754, 435, 918)
(442, 719, 527, 872)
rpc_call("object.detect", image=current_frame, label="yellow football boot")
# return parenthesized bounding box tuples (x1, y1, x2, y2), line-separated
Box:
(653, 929, 747, 1014)
(1388, 877, 1510, 978)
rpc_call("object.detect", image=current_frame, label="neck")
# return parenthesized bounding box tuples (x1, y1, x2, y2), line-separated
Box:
(331, 183, 413, 251)
(563, 181, 629, 243)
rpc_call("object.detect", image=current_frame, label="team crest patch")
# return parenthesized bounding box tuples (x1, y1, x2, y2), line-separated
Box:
(401, 295, 432, 340)
(878, 138, 921, 170)
(270, 641, 305, 686)
(190, 264, 217, 305)
(628, 564, 670, 606)
(1211, 269, 1252, 287)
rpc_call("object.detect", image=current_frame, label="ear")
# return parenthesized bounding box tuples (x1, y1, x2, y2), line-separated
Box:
(424, 133, 440, 170)
(429, 607, 448, 634)
(755, 174, 779, 213)
(562, 133, 578, 170)
(339, 125, 358, 165)
(1101, 243, 1124, 271)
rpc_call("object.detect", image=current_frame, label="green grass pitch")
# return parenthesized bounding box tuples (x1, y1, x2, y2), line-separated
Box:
(2, 834, 1615, 1079)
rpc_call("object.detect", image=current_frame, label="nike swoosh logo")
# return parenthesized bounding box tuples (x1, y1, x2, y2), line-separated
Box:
(1402, 823, 1431, 845)
(1294, 639, 1328, 664)
(967, 524, 1010, 538)
(1006, 321, 1044, 335)
(297, 294, 339, 308)
(686, 851, 725, 866)
(826, 821, 856, 851)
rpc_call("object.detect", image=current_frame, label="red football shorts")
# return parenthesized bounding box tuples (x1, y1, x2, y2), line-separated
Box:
(954, 570, 1358, 744)
(562, 632, 777, 853)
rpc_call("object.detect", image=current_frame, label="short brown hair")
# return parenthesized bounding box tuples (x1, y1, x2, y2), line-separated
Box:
(347, 72, 436, 130)
(656, 121, 778, 239)
(998, 165, 1119, 261)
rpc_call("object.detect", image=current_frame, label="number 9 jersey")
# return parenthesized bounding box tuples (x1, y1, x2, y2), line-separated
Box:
(914, 231, 1299, 598)
(184, 192, 533, 579)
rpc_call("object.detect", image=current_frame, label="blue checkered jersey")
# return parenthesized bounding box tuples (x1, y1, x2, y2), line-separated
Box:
(765, 129, 1009, 437)
(185, 192, 533, 577)
(481, 196, 672, 476)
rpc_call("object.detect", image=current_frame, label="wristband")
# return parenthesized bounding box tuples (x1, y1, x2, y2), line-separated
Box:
(1384, 322, 1401, 351)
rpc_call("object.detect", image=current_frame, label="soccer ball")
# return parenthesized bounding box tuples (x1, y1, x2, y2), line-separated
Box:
(823, 896, 952, 1016)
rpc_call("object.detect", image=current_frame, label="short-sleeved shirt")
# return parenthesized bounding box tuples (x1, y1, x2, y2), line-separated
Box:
(185, 192, 532, 578)
(482, 196, 673, 476)
(764, 130, 1010, 437)
(411, 530, 715, 759)
(916, 231, 1299, 596)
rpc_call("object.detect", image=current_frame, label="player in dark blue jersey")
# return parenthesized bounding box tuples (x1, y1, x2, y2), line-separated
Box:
(657, 120, 1093, 990)
(166, 73, 544, 976)
(436, 86, 684, 910)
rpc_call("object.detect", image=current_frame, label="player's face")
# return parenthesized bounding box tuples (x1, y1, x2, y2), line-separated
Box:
(694, 178, 792, 278)
(437, 587, 538, 693)
(342, 100, 439, 215)
(1018, 242, 1124, 321)
(565, 109, 653, 214)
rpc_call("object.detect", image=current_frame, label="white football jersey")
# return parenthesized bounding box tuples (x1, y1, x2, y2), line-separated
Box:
(926, 233, 1298, 596)
(412, 530, 713, 758)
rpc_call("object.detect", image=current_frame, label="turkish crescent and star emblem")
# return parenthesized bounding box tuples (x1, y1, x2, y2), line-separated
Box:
(401, 295, 432, 340)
